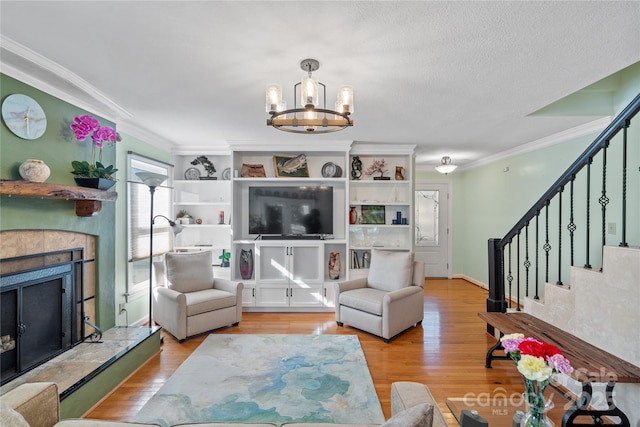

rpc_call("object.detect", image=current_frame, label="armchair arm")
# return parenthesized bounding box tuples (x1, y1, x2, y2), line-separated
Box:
(382, 286, 424, 339)
(154, 286, 187, 340)
(383, 285, 423, 303)
(1, 382, 59, 427)
(214, 279, 244, 323)
(335, 277, 368, 293)
(213, 278, 242, 294)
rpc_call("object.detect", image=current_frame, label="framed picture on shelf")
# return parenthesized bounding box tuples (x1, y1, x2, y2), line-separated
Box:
(361, 205, 385, 224)
(273, 154, 310, 178)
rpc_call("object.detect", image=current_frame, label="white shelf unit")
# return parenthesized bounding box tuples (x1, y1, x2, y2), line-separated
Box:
(347, 145, 415, 276)
(228, 142, 351, 311)
(172, 152, 232, 260)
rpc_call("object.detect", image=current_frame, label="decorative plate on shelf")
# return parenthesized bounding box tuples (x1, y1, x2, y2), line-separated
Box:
(221, 168, 231, 180)
(184, 167, 201, 180)
(321, 162, 342, 178)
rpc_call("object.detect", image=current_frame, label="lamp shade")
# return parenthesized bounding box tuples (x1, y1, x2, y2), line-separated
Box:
(435, 156, 458, 174)
(136, 172, 168, 187)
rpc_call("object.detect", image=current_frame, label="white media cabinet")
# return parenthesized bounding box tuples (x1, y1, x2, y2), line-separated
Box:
(172, 141, 415, 311)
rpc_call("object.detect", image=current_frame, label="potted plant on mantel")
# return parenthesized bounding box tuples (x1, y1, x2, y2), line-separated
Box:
(70, 115, 118, 190)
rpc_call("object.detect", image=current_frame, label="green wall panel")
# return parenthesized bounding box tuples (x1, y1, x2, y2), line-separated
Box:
(1, 73, 117, 329)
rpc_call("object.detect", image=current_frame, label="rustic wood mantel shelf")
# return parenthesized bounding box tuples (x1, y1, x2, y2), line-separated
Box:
(0, 179, 117, 217)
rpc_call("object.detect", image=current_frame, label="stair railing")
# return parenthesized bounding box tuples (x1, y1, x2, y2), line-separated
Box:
(487, 93, 640, 315)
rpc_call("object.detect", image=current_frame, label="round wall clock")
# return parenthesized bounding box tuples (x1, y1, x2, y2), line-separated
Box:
(2, 94, 48, 140)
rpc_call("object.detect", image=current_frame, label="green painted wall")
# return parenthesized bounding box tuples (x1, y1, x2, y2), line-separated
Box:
(114, 134, 171, 326)
(1, 74, 117, 329)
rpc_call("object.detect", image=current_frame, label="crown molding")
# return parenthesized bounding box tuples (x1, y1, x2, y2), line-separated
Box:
(417, 116, 613, 172)
(1, 35, 133, 121)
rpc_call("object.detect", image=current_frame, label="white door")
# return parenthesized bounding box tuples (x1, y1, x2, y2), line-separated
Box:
(414, 182, 450, 278)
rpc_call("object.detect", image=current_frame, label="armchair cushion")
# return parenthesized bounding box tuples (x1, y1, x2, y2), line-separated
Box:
(339, 288, 386, 315)
(368, 250, 414, 292)
(165, 251, 214, 293)
(186, 289, 238, 317)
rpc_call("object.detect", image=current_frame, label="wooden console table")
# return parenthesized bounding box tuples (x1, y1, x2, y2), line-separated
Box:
(479, 312, 640, 427)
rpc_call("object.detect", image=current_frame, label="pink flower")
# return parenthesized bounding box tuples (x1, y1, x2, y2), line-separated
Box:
(500, 333, 524, 353)
(91, 126, 117, 145)
(547, 353, 574, 374)
(70, 115, 100, 141)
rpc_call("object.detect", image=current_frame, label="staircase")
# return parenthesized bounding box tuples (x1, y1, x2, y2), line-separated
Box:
(487, 93, 640, 425)
(524, 245, 639, 424)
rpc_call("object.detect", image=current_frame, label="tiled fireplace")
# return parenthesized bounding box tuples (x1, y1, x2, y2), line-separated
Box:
(0, 230, 97, 384)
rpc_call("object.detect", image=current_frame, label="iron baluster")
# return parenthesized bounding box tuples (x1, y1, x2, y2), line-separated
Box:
(535, 213, 540, 299)
(516, 232, 521, 301)
(557, 187, 563, 285)
(507, 242, 514, 309)
(620, 120, 629, 247)
(567, 176, 577, 266)
(584, 158, 592, 269)
(544, 201, 551, 283)
(599, 142, 610, 271)
(524, 222, 530, 298)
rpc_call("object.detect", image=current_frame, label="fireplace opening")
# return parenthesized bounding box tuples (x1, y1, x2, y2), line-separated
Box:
(1, 252, 82, 385)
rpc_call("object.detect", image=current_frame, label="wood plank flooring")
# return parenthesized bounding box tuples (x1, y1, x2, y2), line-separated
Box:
(85, 279, 572, 426)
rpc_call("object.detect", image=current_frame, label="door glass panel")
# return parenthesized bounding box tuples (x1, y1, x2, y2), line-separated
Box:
(415, 190, 439, 246)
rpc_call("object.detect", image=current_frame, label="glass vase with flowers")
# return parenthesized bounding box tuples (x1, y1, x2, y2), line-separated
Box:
(500, 333, 574, 427)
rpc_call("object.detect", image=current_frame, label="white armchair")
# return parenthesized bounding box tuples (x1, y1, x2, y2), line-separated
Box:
(335, 250, 425, 343)
(152, 251, 243, 342)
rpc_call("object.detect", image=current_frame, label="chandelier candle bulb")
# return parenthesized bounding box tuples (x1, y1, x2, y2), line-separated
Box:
(265, 84, 282, 113)
(301, 76, 318, 107)
(337, 85, 354, 114)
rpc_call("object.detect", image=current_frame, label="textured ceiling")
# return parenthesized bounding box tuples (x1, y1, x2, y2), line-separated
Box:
(1, 1, 639, 168)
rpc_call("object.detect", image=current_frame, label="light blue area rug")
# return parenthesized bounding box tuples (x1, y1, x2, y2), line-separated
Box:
(133, 334, 384, 427)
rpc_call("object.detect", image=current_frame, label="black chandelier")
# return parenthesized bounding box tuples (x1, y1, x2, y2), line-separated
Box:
(266, 59, 354, 134)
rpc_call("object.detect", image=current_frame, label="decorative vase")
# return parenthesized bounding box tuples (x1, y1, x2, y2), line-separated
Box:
(349, 206, 358, 225)
(74, 177, 116, 190)
(520, 381, 553, 427)
(240, 249, 254, 280)
(328, 252, 340, 280)
(19, 159, 50, 183)
(395, 166, 405, 180)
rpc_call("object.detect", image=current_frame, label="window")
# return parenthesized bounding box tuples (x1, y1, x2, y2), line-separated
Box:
(415, 189, 439, 246)
(127, 153, 173, 297)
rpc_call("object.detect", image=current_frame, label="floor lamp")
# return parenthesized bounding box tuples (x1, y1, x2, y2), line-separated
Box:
(136, 172, 183, 327)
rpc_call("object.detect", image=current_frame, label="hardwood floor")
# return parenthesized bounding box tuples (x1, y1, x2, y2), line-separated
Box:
(85, 279, 570, 426)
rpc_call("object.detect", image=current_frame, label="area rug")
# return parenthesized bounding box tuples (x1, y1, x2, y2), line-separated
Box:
(133, 334, 384, 427)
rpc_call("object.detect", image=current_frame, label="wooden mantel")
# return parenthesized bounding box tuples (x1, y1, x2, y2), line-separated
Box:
(0, 179, 118, 217)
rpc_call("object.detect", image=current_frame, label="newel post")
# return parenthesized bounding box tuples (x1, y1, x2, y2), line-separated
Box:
(487, 238, 507, 334)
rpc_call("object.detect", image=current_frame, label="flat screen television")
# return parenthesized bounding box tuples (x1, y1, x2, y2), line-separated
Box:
(248, 186, 333, 237)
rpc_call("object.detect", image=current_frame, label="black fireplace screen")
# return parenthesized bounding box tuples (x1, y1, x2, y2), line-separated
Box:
(1, 254, 77, 385)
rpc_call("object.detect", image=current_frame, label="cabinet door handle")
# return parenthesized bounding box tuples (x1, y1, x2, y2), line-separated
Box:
(290, 288, 293, 298)
(252, 288, 255, 297)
